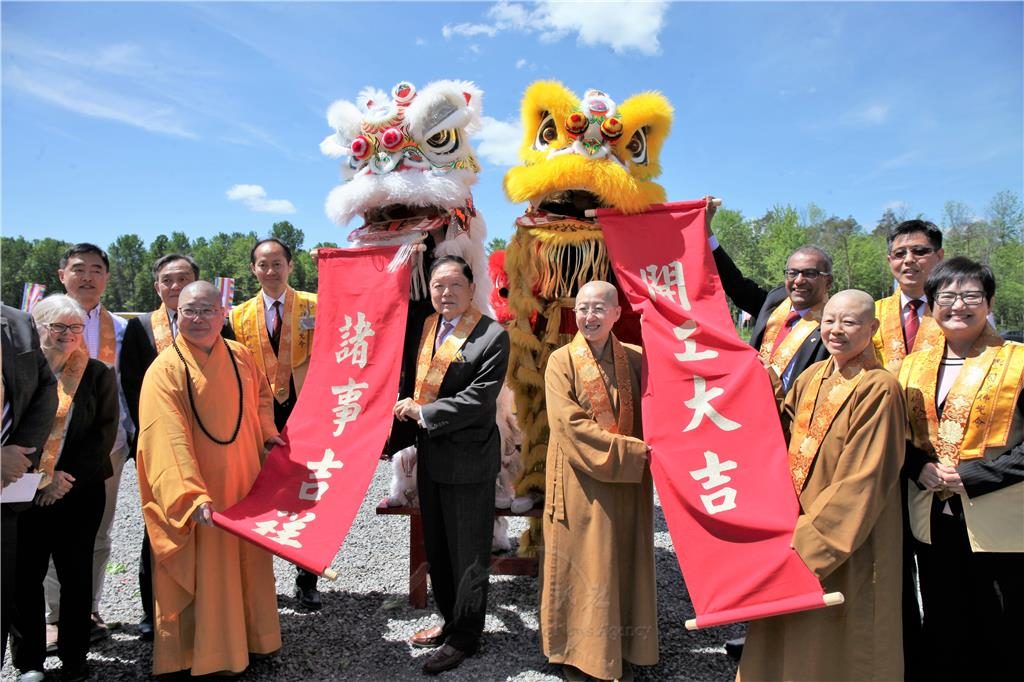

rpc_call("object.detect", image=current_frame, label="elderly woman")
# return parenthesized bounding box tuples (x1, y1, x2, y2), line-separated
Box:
(899, 257, 1023, 682)
(10, 295, 117, 682)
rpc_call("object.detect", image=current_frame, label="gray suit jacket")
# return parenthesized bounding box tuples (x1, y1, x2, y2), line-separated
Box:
(415, 314, 510, 485)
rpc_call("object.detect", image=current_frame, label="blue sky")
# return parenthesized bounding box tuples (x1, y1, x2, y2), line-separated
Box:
(2, 1, 1022, 250)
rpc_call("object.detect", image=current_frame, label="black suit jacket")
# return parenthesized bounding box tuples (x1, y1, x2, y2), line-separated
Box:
(59, 358, 118, 486)
(712, 246, 828, 391)
(413, 314, 509, 485)
(1, 305, 58, 463)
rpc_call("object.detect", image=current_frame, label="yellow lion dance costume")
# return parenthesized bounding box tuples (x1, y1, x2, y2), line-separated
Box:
(503, 82, 673, 556)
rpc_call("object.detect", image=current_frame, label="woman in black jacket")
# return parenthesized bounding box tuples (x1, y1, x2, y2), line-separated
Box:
(11, 295, 118, 682)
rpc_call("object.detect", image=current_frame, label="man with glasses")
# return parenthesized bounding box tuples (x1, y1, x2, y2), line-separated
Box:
(873, 219, 945, 374)
(228, 238, 322, 609)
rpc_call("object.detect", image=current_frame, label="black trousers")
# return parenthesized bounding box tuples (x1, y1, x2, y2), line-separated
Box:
(2, 505, 19, 664)
(916, 497, 1023, 682)
(11, 482, 104, 672)
(417, 466, 495, 653)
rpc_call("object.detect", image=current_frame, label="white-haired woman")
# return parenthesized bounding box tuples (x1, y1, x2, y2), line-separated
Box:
(10, 295, 118, 682)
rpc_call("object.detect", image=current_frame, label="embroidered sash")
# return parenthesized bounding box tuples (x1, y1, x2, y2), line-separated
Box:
(97, 307, 116, 366)
(902, 328, 1023, 465)
(37, 347, 89, 488)
(873, 292, 943, 373)
(413, 306, 482, 404)
(787, 357, 874, 494)
(758, 298, 824, 376)
(568, 332, 634, 436)
(152, 304, 174, 353)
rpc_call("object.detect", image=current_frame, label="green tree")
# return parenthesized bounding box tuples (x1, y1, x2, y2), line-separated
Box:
(873, 207, 903, 238)
(486, 237, 507, 254)
(1, 236, 36, 306)
(105, 234, 146, 311)
(270, 221, 305, 252)
(755, 205, 807, 286)
(991, 241, 1024, 330)
(987, 190, 1023, 244)
(21, 238, 72, 303)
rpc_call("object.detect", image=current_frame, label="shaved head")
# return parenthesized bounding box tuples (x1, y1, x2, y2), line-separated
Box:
(823, 289, 874, 320)
(177, 281, 225, 352)
(575, 280, 621, 351)
(180, 280, 221, 303)
(577, 280, 618, 305)
(820, 289, 879, 367)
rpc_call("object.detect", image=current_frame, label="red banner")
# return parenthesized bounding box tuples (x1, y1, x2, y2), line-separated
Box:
(597, 200, 832, 629)
(213, 246, 410, 576)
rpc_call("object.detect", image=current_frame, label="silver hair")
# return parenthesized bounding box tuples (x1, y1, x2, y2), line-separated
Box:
(31, 294, 87, 327)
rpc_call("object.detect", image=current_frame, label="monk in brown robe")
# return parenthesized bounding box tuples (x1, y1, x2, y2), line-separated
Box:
(739, 289, 907, 682)
(541, 280, 656, 682)
(137, 281, 283, 676)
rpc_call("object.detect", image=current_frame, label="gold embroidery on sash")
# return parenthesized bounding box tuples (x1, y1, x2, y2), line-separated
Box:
(37, 347, 89, 488)
(413, 306, 482, 405)
(568, 332, 634, 436)
(874, 292, 943, 373)
(151, 304, 174, 354)
(97, 307, 116, 366)
(255, 290, 294, 403)
(758, 298, 824, 375)
(787, 357, 874, 494)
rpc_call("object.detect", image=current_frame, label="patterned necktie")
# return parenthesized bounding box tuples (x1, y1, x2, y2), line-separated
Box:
(772, 310, 803, 353)
(435, 320, 455, 350)
(1, 378, 11, 446)
(904, 299, 923, 352)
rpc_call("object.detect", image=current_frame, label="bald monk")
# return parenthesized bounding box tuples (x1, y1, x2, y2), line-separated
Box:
(739, 290, 907, 681)
(541, 280, 656, 682)
(137, 281, 283, 676)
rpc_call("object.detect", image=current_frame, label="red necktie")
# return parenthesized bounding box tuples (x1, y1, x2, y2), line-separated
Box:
(271, 301, 283, 345)
(772, 311, 802, 353)
(904, 299, 923, 352)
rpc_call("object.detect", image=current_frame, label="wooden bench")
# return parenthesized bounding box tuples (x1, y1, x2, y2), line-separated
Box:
(375, 498, 542, 608)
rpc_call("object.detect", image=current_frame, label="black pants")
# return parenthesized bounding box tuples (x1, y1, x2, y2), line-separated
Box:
(2, 505, 19, 664)
(11, 482, 105, 672)
(417, 467, 495, 653)
(916, 497, 1023, 681)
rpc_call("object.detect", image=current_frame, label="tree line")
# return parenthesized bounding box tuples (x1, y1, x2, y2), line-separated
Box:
(2, 191, 1022, 329)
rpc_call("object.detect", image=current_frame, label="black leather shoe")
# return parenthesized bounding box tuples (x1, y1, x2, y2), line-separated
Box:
(138, 617, 154, 642)
(60, 663, 90, 682)
(295, 585, 322, 611)
(421, 644, 467, 675)
(725, 636, 745, 661)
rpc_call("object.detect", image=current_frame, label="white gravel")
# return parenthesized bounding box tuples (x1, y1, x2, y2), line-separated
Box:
(3, 461, 742, 681)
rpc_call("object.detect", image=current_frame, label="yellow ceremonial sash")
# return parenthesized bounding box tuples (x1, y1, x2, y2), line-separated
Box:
(872, 292, 943, 373)
(152, 304, 174, 353)
(758, 298, 824, 376)
(413, 307, 482, 404)
(787, 356, 875, 494)
(232, 288, 315, 404)
(37, 347, 89, 488)
(901, 329, 1024, 465)
(568, 332, 634, 436)
(97, 307, 116, 366)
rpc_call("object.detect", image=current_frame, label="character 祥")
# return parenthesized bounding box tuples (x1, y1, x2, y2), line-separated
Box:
(503, 82, 673, 555)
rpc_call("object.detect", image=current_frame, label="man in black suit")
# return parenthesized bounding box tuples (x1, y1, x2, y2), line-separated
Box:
(1, 304, 58, 661)
(394, 256, 509, 675)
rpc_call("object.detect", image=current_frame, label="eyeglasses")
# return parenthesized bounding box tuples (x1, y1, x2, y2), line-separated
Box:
(783, 268, 830, 280)
(889, 246, 936, 260)
(575, 305, 609, 317)
(934, 291, 986, 307)
(46, 323, 85, 334)
(178, 307, 220, 320)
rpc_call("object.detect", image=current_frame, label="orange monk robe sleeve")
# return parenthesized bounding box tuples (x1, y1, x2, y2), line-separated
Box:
(790, 373, 908, 580)
(236, 345, 279, 449)
(544, 349, 648, 484)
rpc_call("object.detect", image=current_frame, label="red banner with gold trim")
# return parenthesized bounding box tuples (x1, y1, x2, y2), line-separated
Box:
(213, 246, 410, 575)
(597, 200, 833, 629)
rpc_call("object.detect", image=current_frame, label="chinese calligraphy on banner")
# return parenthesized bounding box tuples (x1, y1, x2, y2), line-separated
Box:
(212, 246, 411, 576)
(597, 200, 836, 629)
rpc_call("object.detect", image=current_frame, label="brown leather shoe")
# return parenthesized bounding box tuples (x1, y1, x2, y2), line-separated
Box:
(409, 625, 446, 648)
(421, 644, 467, 675)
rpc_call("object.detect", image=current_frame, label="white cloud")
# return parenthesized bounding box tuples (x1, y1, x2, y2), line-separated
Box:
(226, 184, 296, 214)
(441, 1, 667, 56)
(415, 37, 428, 46)
(473, 116, 523, 167)
(468, 43, 482, 55)
(844, 103, 890, 126)
(515, 58, 529, 69)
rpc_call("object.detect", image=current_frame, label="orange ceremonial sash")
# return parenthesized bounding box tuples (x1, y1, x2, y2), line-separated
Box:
(873, 292, 943, 373)
(413, 306, 482, 405)
(152, 304, 174, 353)
(758, 298, 824, 376)
(97, 307, 116, 366)
(568, 332, 634, 436)
(787, 356, 875, 494)
(902, 328, 1024, 466)
(37, 347, 89, 488)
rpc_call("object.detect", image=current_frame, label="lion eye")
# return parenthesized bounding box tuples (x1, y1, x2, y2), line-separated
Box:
(534, 112, 558, 150)
(625, 127, 648, 164)
(425, 128, 459, 154)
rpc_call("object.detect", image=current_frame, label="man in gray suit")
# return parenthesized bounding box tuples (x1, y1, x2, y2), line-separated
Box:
(394, 255, 509, 675)
(2, 304, 58, 661)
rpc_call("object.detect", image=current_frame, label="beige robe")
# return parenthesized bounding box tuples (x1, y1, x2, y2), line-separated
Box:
(540, 340, 656, 680)
(138, 338, 282, 676)
(739, 362, 907, 682)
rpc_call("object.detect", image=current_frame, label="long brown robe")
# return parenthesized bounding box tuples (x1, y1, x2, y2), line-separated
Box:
(137, 337, 281, 676)
(739, 360, 907, 682)
(540, 337, 657, 680)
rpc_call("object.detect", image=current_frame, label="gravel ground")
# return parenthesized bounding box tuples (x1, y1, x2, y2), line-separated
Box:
(3, 462, 742, 681)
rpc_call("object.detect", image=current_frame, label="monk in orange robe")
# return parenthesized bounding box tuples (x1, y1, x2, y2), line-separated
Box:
(137, 281, 282, 676)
